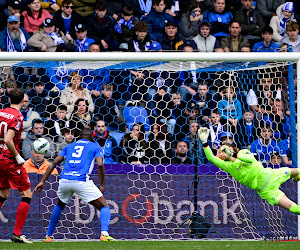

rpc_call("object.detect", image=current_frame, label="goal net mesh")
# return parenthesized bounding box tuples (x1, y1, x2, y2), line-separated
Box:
(0, 59, 297, 240)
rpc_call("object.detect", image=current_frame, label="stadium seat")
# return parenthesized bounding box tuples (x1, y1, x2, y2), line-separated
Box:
(109, 132, 125, 146)
(123, 106, 150, 131)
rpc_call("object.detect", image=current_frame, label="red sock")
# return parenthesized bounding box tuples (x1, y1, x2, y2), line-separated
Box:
(13, 201, 30, 236)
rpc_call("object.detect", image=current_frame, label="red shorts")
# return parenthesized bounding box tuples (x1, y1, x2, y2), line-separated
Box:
(0, 159, 31, 192)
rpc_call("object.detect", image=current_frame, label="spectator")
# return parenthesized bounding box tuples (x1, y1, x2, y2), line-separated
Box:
(218, 85, 243, 130)
(52, 0, 83, 40)
(56, 127, 75, 155)
(250, 124, 283, 163)
(278, 133, 292, 165)
(234, 0, 265, 48)
(185, 81, 218, 125)
(0, 0, 22, 31)
(44, 104, 70, 142)
(205, 109, 226, 151)
(40, 0, 60, 14)
(147, 123, 174, 164)
(0, 15, 31, 52)
(59, 71, 94, 118)
(23, 150, 58, 174)
(20, 94, 41, 140)
(157, 21, 189, 51)
(88, 42, 100, 52)
(185, 121, 205, 164)
(69, 98, 91, 137)
(74, 24, 95, 52)
(192, 21, 220, 52)
(106, 0, 128, 21)
(27, 18, 74, 52)
(119, 122, 149, 164)
(220, 20, 250, 52)
(128, 21, 151, 52)
(280, 21, 300, 52)
(145, 0, 174, 41)
(22, 118, 56, 161)
(22, 0, 52, 35)
(247, 76, 281, 120)
(253, 26, 279, 52)
(167, 91, 187, 135)
(219, 131, 236, 147)
(203, 0, 233, 40)
(236, 110, 258, 149)
(179, 2, 203, 40)
(86, 1, 117, 51)
(171, 141, 192, 164)
(240, 45, 251, 51)
(114, 5, 139, 48)
(27, 82, 57, 119)
(270, 2, 295, 42)
(268, 151, 283, 165)
(256, 0, 285, 24)
(92, 120, 119, 164)
(93, 84, 126, 132)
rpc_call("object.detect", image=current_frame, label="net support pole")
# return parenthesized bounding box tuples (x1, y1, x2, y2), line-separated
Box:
(297, 60, 300, 239)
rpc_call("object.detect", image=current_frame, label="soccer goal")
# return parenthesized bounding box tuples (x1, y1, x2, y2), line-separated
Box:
(0, 52, 298, 241)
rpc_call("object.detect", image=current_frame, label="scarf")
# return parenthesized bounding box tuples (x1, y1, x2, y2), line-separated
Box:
(279, 16, 292, 37)
(170, 0, 179, 13)
(138, 0, 152, 13)
(7, 28, 27, 52)
(75, 37, 87, 52)
(133, 40, 151, 52)
(47, 32, 65, 45)
(209, 122, 223, 147)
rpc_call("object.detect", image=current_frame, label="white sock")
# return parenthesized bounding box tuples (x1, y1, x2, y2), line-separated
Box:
(101, 231, 109, 236)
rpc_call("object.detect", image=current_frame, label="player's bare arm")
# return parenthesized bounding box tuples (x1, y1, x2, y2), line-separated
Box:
(96, 156, 105, 193)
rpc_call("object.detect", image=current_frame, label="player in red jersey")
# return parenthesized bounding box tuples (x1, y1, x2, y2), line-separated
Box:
(0, 88, 32, 243)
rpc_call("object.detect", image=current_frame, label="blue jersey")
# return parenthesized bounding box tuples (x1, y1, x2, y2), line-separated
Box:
(59, 139, 104, 181)
(250, 139, 282, 163)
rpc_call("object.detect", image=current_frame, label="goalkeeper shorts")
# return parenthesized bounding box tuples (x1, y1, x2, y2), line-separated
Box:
(257, 167, 291, 206)
(57, 179, 102, 204)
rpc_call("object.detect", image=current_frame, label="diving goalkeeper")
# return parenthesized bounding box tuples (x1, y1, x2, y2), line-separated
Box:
(198, 127, 300, 215)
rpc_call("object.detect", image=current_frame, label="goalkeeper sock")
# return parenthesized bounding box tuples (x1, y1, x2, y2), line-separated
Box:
(47, 205, 63, 237)
(289, 204, 300, 215)
(100, 206, 111, 233)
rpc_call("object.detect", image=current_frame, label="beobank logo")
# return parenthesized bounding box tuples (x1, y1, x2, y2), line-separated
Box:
(73, 192, 242, 225)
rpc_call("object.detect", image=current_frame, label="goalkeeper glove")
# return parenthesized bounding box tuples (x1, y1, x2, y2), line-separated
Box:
(220, 145, 234, 157)
(197, 127, 210, 143)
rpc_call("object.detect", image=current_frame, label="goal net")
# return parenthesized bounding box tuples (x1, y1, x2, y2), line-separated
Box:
(0, 54, 297, 241)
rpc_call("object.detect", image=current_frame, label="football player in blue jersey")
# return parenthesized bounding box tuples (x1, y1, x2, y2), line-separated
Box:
(34, 128, 116, 242)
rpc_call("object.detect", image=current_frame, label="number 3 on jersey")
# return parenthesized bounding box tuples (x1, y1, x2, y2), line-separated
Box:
(72, 146, 84, 158)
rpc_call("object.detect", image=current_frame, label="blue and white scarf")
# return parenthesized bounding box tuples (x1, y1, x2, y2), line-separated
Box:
(133, 40, 151, 52)
(46, 32, 65, 45)
(138, 0, 152, 13)
(170, 0, 179, 13)
(75, 37, 87, 52)
(279, 2, 294, 37)
(6, 28, 27, 52)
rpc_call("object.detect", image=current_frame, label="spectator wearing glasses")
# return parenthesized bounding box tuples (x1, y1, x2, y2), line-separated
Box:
(53, 0, 83, 40)
(21, 119, 56, 161)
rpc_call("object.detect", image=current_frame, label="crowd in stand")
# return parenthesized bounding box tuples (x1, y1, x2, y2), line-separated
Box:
(0, 0, 296, 171)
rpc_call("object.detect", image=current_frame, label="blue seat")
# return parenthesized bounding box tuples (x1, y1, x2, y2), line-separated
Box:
(123, 106, 150, 131)
(109, 132, 125, 146)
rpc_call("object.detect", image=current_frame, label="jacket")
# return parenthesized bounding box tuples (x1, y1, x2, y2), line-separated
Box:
(22, 9, 52, 34)
(40, 0, 63, 14)
(203, 9, 232, 37)
(179, 13, 202, 40)
(27, 29, 73, 52)
(20, 107, 41, 139)
(0, 27, 30, 52)
(234, 6, 265, 37)
(144, 9, 174, 41)
(52, 9, 84, 39)
(193, 34, 217, 52)
(220, 34, 250, 52)
(24, 158, 58, 174)
(256, 0, 285, 18)
(128, 35, 151, 52)
(93, 94, 120, 123)
(270, 4, 296, 42)
(281, 35, 300, 52)
(157, 33, 186, 51)
(72, 0, 96, 16)
(94, 131, 119, 163)
(59, 86, 94, 119)
(86, 12, 114, 44)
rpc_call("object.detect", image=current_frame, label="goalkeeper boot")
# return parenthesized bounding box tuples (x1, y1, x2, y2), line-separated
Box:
(100, 234, 117, 242)
(44, 235, 53, 242)
(10, 233, 32, 243)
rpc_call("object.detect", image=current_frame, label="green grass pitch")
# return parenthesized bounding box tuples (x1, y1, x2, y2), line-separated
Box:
(0, 240, 299, 250)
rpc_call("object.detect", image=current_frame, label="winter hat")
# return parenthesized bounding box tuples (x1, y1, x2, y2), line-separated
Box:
(282, 2, 294, 13)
